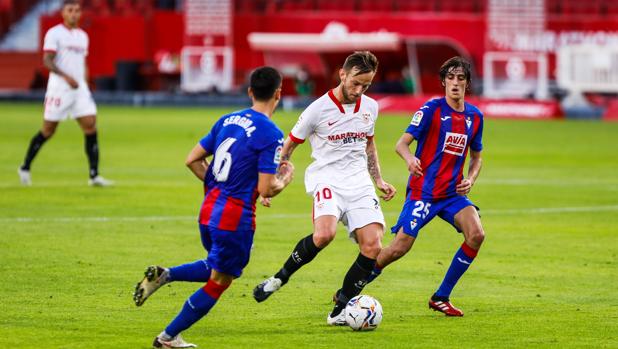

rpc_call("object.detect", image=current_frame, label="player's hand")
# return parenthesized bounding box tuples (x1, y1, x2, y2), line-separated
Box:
(407, 157, 423, 177)
(456, 178, 473, 195)
(278, 160, 294, 184)
(376, 179, 396, 201)
(64, 75, 79, 89)
(259, 196, 272, 207)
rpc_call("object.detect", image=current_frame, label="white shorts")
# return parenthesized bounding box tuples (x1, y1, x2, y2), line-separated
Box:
(44, 87, 97, 121)
(312, 183, 385, 240)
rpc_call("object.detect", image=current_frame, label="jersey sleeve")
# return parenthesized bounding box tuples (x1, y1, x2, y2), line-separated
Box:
(405, 100, 436, 140)
(43, 28, 58, 53)
(470, 112, 484, 152)
(289, 102, 318, 143)
(84, 32, 89, 56)
(367, 99, 379, 138)
(199, 121, 220, 154)
(257, 129, 284, 174)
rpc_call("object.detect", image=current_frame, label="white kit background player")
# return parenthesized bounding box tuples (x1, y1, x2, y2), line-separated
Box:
(253, 51, 396, 325)
(18, 0, 112, 187)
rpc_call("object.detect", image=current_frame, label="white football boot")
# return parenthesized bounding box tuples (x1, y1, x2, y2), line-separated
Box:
(326, 310, 347, 326)
(153, 332, 197, 348)
(88, 175, 114, 187)
(134, 266, 170, 306)
(253, 276, 283, 302)
(18, 168, 32, 186)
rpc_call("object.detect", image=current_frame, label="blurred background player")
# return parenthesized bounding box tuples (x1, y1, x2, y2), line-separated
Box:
(366, 56, 485, 317)
(133, 66, 294, 348)
(17, 0, 112, 187)
(252, 51, 396, 325)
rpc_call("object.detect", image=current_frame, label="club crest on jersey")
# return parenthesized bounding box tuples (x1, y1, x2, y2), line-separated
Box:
(442, 132, 467, 156)
(273, 145, 282, 164)
(362, 112, 371, 123)
(466, 117, 472, 129)
(411, 111, 423, 126)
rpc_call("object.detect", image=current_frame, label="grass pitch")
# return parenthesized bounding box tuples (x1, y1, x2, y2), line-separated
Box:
(0, 102, 617, 348)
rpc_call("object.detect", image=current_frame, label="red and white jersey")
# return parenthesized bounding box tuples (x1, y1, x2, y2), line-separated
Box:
(43, 24, 89, 90)
(289, 90, 379, 193)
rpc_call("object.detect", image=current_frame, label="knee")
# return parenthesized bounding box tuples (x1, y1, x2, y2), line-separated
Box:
(41, 128, 55, 138)
(465, 227, 485, 249)
(360, 240, 381, 259)
(313, 230, 336, 248)
(84, 126, 97, 135)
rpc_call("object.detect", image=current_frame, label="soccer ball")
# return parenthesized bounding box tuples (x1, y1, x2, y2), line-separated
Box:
(345, 295, 383, 331)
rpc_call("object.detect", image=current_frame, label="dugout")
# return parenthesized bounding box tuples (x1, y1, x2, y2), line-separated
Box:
(247, 22, 474, 96)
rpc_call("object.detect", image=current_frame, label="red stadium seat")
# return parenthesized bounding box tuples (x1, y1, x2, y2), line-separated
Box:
(316, 0, 356, 12)
(358, 0, 393, 12)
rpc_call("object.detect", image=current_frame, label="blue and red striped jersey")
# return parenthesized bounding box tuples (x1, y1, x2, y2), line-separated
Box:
(198, 108, 284, 231)
(405, 97, 483, 201)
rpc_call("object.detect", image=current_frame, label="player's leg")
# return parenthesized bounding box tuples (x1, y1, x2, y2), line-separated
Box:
(253, 184, 339, 302)
(167, 224, 213, 282)
(154, 270, 232, 348)
(18, 90, 68, 185)
(18, 120, 59, 185)
(153, 227, 252, 347)
(134, 225, 213, 306)
(431, 201, 484, 316)
(366, 229, 417, 283)
(365, 198, 434, 284)
(75, 114, 111, 186)
(328, 221, 382, 325)
(253, 215, 337, 302)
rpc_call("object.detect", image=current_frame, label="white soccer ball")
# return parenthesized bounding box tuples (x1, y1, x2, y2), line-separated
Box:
(345, 295, 383, 331)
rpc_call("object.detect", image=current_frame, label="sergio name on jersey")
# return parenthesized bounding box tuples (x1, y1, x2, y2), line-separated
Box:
(289, 90, 379, 193)
(406, 97, 484, 201)
(198, 108, 284, 232)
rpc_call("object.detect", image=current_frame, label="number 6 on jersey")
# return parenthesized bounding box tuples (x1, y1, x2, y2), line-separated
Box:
(212, 137, 236, 182)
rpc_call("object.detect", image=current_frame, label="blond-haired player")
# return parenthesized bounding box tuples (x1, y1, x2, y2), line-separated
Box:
(253, 51, 396, 325)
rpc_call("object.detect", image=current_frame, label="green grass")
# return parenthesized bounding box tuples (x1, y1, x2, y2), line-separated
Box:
(0, 102, 617, 348)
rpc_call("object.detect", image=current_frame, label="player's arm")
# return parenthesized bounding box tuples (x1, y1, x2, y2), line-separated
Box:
(395, 133, 423, 177)
(185, 143, 211, 181)
(257, 161, 294, 198)
(366, 136, 396, 201)
(43, 52, 78, 89)
(456, 150, 482, 195)
(280, 137, 299, 162)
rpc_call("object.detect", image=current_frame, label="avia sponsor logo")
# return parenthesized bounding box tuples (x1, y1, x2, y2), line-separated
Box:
(442, 132, 467, 156)
(327, 131, 368, 144)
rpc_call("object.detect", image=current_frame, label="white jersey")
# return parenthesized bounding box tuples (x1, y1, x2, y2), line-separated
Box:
(43, 24, 89, 90)
(290, 90, 379, 193)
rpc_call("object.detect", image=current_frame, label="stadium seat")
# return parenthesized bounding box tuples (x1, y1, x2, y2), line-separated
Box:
(316, 0, 356, 12)
(358, 0, 393, 12)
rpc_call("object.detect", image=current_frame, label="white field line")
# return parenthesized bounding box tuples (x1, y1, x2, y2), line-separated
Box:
(1, 205, 617, 223)
(1, 178, 617, 189)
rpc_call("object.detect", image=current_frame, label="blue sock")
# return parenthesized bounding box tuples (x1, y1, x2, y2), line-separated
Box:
(164, 283, 224, 337)
(435, 243, 478, 298)
(169, 260, 211, 282)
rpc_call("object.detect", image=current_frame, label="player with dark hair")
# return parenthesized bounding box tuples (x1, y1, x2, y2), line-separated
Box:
(133, 66, 294, 348)
(252, 51, 396, 325)
(18, 0, 113, 186)
(365, 56, 485, 317)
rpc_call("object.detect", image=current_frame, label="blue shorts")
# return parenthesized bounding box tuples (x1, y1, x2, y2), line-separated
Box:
(199, 224, 254, 278)
(390, 196, 477, 238)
